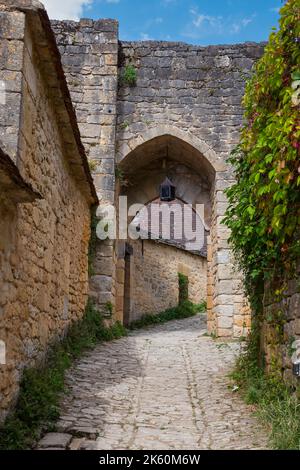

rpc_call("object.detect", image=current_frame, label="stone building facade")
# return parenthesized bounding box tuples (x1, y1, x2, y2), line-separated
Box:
(0, 1, 97, 422)
(53, 18, 264, 338)
(1, 1, 299, 423)
(51, 18, 119, 315)
(127, 239, 207, 324)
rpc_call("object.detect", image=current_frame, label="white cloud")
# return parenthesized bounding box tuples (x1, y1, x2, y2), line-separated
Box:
(230, 16, 255, 34)
(42, 0, 93, 20)
(183, 8, 255, 39)
(140, 33, 153, 40)
(189, 9, 223, 32)
(43, 0, 120, 20)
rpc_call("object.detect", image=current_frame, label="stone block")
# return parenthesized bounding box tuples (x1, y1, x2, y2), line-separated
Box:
(216, 280, 233, 295)
(216, 249, 230, 264)
(215, 294, 232, 305)
(233, 325, 249, 338)
(93, 174, 115, 192)
(217, 328, 232, 337)
(93, 257, 114, 277)
(214, 304, 234, 316)
(0, 11, 25, 40)
(214, 55, 231, 68)
(38, 433, 72, 449)
(217, 264, 234, 280)
(217, 315, 233, 329)
(105, 54, 118, 66)
(116, 267, 125, 284)
(90, 275, 112, 292)
(216, 202, 228, 216)
(79, 123, 101, 139)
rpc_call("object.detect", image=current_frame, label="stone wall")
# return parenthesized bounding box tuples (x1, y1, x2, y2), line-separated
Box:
(52, 20, 264, 336)
(116, 40, 264, 336)
(262, 271, 300, 384)
(116, 41, 264, 160)
(0, 1, 96, 422)
(128, 240, 207, 323)
(51, 19, 119, 314)
(0, 8, 24, 160)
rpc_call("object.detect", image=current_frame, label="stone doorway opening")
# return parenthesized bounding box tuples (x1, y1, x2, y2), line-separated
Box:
(115, 133, 216, 329)
(113, 130, 250, 337)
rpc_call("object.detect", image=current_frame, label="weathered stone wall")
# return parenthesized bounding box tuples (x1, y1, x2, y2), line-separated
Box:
(52, 19, 264, 336)
(116, 40, 264, 336)
(128, 239, 207, 322)
(262, 271, 300, 384)
(51, 19, 119, 314)
(116, 41, 264, 159)
(0, 8, 24, 160)
(0, 3, 95, 422)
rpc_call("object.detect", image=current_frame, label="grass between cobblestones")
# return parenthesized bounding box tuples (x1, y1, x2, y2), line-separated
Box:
(231, 329, 300, 450)
(0, 299, 205, 450)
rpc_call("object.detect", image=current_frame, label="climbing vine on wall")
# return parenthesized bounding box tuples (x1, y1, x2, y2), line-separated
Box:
(224, 0, 300, 312)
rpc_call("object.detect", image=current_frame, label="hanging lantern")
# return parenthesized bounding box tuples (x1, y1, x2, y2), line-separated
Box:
(159, 177, 176, 201)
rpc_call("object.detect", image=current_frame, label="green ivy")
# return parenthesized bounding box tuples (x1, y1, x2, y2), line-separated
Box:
(224, 0, 300, 315)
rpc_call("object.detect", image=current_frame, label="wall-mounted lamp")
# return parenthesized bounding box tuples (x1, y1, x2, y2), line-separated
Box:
(159, 177, 176, 202)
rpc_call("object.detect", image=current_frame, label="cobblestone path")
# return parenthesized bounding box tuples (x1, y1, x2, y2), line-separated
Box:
(39, 315, 268, 450)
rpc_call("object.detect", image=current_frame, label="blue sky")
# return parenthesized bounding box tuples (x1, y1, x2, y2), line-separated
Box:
(44, 0, 282, 45)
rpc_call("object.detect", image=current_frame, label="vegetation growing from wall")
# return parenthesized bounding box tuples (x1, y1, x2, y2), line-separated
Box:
(115, 165, 129, 187)
(224, 0, 300, 449)
(87, 158, 98, 173)
(120, 64, 137, 86)
(224, 0, 300, 338)
(231, 325, 300, 449)
(178, 272, 189, 304)
(0, 301, 126, 450)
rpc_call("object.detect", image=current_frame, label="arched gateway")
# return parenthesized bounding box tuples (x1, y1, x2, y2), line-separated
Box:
(52, 18, 265, 337)
(114, 131, 248, 336)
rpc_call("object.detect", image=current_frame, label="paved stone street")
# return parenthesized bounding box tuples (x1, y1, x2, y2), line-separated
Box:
(42, 315, 268, 450)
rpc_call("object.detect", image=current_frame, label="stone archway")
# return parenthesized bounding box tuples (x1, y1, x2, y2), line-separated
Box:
(116, 124, 227, 174)
(115, 130, 249, 338)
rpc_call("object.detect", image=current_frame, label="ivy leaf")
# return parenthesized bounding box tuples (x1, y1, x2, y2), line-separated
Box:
(246, 206, 256, 219)
(291, 71, 300, 81)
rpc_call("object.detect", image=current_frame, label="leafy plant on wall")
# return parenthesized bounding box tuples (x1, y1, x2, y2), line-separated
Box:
(178, 272, 189, 304)
(224, 0, 300, 317)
